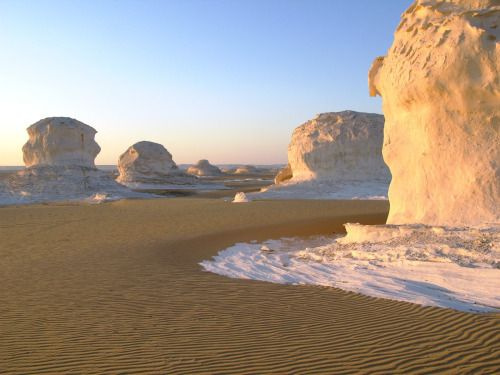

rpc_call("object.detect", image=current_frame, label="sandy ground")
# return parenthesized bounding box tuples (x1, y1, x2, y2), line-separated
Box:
(1, 198, 499, 374)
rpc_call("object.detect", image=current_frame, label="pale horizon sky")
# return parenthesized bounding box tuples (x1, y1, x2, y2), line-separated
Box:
(0, 0, 411, 166)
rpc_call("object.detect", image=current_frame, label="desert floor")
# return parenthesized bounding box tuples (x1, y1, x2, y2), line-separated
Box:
(1, 198, 499, 374)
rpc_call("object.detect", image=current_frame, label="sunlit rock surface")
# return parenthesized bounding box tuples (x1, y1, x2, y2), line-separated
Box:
(187, 159, 223, 176)
(117, 141, 196, 185)
(287, 111, 389, 182)
(22, 117, 100, 168)
(274, 164, 293, 184)
(232, 192, 250, 203)
(0, 117, 132, 205)
(256, 111, 390, 199)
(369, 0, 499, 225)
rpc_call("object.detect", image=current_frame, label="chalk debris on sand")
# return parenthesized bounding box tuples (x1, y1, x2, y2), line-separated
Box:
(201, 223, 500, 313)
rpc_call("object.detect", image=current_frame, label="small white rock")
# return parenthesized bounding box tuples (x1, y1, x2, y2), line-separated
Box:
(232, 192, 250, 203)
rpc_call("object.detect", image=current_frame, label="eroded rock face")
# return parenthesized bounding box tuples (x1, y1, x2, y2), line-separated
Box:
(369, 0, 499, 225)
(187, 159, 223, 176)
(0, 117, 133, 205)
(274, 164, 293, 184)
(287, 111, 390, 183)
(22, 117, 100, 168)
(117, 141, 194, 184)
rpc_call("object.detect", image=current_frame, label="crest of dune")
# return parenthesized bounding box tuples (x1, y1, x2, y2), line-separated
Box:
(369, 0, 499, 225)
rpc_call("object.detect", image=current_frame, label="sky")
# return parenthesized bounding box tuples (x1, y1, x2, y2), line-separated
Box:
(0, 0, 412, 166)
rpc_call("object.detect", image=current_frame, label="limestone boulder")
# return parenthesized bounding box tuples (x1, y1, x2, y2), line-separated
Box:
(187, 159, 223, 176)
(117, 141, 195, 184)
(274, 164, 293, 184)
(22, 117, 100, 168)
(287, 111, 390, 183)
(1, 117, 133, 204)
(233, 165, 260, 175)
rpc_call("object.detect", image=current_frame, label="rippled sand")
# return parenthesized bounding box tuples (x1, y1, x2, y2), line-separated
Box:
(1, 198, 499, 374)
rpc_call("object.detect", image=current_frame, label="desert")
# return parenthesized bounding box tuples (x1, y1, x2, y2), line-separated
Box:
(1, 0, 498, 373)
(2, 198, 499, 374)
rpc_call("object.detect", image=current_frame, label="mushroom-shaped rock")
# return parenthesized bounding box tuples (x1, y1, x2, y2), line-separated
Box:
(274, 164, 293, 184)
(288, 111, 389, 182)
(187, 159, 223, 176)
(117, 141, 195, 184)
(369, 0, 499, 226)
(22, 117, 100, 168)
(1, 117, 132, 204)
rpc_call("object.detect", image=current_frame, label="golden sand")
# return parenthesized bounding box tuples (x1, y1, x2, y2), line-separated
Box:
(1, 198, 499, 374)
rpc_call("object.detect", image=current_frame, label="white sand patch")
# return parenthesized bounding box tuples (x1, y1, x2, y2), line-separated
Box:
(201, 224, 499, 313)
(0, 166, 149, 206)
(251, 179, 388, 200)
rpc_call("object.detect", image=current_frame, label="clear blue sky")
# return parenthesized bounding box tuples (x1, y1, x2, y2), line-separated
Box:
(0, 0, 411, 165)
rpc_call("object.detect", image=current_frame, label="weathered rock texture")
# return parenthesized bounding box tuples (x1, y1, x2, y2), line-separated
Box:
(117, 141, 195, 184)
(1, 117, 132, 204)
(287, 111, 390, 182)
(274, 164, 293, 184)
(23, 117, 101, 168)
(369, 0, 499, 226)
(187, 159, 223, 176)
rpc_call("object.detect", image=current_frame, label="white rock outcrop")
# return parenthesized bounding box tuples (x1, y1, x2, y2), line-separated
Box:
(0, 117, 133, 205)
(117, 141, 196, 185)
(287, 111, 390, 182)
(232, 192, 250, 203)
(187, 159, 223, 176)
(23, 117, 101, 168)
(233, 165, 260, 175)
(369, 0, 499, 226)
(274, 164, 293, 184)
(255, 111, 390, 200)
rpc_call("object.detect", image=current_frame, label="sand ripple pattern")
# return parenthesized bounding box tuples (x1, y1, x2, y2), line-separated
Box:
(1, 199, 499, 374)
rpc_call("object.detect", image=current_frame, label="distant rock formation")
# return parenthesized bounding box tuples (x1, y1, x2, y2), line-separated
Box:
(23, 117, 101, 168)
(256, 111, 390, 199)
(187, 159, 223, 176)
(274, 164, 292, 184)
(233, 165, 260, 175)
(369, 0, 499, 226)
(287, 111, 390, 183)
(117, 141, 196, 185)
(1, 117, 131, 204)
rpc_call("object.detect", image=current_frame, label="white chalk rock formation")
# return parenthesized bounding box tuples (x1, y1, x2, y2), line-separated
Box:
(274, 164, 293, 184)
(23, 117, 101, 167)
(187, 159, 223, 176)
(369, 0, 499, 226)
(232, 192, 250, 203)
(117, 141, 196, 185)
(233, 165, 260, 175)
(254, 111, 390, 199)
(287, 111, 390, 182)
(0, 117, 133, 205)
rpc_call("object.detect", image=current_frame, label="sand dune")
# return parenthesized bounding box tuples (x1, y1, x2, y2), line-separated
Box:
(1, 199, 499, 374)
